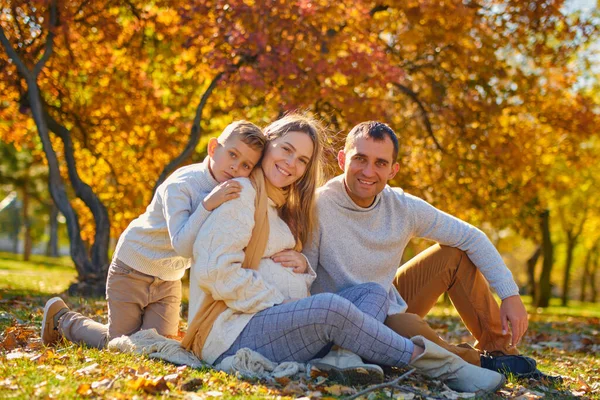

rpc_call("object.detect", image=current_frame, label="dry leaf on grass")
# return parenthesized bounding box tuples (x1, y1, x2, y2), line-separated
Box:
(324, 384, 355, 396)
(75, 363, 100, 376)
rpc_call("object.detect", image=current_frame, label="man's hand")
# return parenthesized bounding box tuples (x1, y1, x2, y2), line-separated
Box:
(271, 250, 308, 274)
(203, 180, 241, 211)
(500, 295, 528, 346)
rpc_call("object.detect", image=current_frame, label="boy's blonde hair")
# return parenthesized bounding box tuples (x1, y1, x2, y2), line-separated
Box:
(218, 120, 266, 151)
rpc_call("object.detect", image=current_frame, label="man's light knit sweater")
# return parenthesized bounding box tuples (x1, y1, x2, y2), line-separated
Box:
(113, 158, 217, 281)
(304, 175, 519, 315)
(189, 178, 316, 365)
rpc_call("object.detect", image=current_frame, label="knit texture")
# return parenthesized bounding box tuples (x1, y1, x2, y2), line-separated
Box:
(189, 178, 316, 364)
(114, 158, 218, 281)
(305, 175, 519, 314)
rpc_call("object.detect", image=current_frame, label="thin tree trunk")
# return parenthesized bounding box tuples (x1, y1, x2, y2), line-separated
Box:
(46, 204, 59, 257)
(579, 247, 593, 302)
(536, 210, 553, 308)
(46, 113, 110, 274)
(0, 4, 106, 296)
(22, 186, 32, 261)
(561, 235, 576, 307)
(153, 72, 225, 194)
(527, 246, 541, 300)
(590, 251, 599, 303)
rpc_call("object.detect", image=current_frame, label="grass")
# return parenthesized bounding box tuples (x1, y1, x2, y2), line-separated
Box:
(0, 252, 599, 399)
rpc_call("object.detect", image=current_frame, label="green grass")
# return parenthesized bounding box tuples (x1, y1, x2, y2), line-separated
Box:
(0, 251, 76, 296)
(0, 252, 599, 399)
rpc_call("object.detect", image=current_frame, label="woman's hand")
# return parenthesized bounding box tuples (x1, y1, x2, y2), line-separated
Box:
(271, 250, 308, 274)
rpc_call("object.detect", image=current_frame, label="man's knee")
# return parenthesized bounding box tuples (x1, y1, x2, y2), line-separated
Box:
(438, 245, 465, 265)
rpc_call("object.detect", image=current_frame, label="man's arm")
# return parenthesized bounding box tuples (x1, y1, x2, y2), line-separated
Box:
(406, 193, 527, 345)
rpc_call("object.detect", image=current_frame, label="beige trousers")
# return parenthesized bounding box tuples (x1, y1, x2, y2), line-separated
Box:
(385, 244, 519, 366)
(58, 259, 182, 348)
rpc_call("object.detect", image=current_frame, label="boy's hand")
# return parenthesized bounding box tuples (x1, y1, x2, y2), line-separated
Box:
(203, 180, 242, 211)
(271, 250, 308, 274)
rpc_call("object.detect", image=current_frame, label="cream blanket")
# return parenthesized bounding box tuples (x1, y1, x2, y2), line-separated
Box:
(108, 329, 305, 379)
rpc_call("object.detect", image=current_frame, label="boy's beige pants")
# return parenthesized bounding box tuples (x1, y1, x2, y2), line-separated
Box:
(386, 244, 520, 366)
(58, 260, 181, 348)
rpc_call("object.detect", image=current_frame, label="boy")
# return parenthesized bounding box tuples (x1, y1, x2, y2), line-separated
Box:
(41, 120, 265, 348)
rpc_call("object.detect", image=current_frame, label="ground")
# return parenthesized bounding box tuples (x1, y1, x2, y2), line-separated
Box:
(0, 252, 598, 399)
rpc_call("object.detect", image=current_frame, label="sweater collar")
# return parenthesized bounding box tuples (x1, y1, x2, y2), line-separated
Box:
(201, 157, 219, 189)
(328, 175, 382, 212)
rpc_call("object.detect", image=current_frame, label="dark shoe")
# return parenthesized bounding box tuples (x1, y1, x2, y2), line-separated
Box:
(524, 369, 564, 384)
(480, 352, 537, 376)
(41, 297, 69, 345)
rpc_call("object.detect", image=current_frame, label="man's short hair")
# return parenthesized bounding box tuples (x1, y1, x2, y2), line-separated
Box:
(219, 120, 266, 151)
(345, 121, 399, 161)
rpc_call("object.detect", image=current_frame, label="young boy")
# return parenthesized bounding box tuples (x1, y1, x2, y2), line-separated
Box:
(41, 120, 265, 348)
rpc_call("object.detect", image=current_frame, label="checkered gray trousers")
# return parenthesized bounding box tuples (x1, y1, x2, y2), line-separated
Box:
(215, 282, 415, 367)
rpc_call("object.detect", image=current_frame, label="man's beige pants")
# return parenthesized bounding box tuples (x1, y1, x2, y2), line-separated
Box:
(385, 244, 519, 366)
(58, 260, 182, 348)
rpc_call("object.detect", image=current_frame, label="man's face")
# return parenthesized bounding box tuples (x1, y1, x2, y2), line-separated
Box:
(338, 135, 399, 208)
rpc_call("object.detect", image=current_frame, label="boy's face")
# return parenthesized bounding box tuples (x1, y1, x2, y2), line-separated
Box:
(207, 137, 262, 183)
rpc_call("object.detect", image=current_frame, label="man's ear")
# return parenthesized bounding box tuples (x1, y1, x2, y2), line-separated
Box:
(388, 162, 400, 180)
(207, 138, 219, 157)
(337, 149, 346, 171)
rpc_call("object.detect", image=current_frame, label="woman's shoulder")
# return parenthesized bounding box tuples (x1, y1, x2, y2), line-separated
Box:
(231, 177, 256, 201)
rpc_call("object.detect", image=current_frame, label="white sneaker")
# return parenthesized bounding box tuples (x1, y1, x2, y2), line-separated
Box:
(311, 348, 384, 385)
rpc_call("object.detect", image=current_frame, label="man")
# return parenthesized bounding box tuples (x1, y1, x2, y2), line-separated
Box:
(304, 121, 536, 377)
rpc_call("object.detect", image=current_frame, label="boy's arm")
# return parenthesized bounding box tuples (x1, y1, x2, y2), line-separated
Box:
(162, 183, 213, 259)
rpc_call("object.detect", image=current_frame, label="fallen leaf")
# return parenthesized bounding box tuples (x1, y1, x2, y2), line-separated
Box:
(204, 390, 224, 397)
(91, 378, 113, 389)
(275, 376, 291, 386)
(75, 363, 100, 376)
(324, 384, 355, 396)
(282, 382, 305, 395)
(6, 351, 33, 360)
(76, 383, 93, 396)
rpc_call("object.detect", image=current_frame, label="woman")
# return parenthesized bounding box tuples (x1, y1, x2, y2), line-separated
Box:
(183, 114, 504, 393)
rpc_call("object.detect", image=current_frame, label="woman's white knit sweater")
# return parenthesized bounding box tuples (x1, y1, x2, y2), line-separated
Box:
(189, 178, 316, 365)
(113, 158, 218, 281)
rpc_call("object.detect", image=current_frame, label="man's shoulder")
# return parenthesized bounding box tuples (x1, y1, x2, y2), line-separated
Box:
(381, 185, 428, 208)
(316, 175, 344, 202)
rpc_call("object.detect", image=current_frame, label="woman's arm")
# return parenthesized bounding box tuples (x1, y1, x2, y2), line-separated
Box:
(191, 178, 285, 313)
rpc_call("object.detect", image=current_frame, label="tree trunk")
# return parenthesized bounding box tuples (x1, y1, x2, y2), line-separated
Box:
(579, 247, 593, 302)
(527, 246, 541, 299)
(46, 113, 110, 277)
(0, 6, 106, 297)
(21, 186, 32, 261)
(590, 251, 599, 303)
(46, 204, 59, 257)
(561, 235, 576, 307)
(536, 210, 553, 308)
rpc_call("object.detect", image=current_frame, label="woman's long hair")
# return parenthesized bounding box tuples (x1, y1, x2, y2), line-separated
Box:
(263, 114, 325, 246)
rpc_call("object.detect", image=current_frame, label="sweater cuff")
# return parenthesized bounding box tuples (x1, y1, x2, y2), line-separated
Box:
(493, 279, 520, 300)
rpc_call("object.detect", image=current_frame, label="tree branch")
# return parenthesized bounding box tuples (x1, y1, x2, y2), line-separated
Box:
(392, 82, 445, 153)
(0, 24, 33, 80)
(33, 0, 58, 77)
(152, 70, 226, 194)
(345, 368, 416, 400)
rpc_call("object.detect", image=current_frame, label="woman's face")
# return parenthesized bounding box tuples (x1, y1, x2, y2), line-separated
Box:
(262, 130, 314, 188)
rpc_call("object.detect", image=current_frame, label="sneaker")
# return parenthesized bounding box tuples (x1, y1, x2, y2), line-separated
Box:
(311, 348, 384, 385)
(480, 351, 537, 376)
(524, 368, 564, 384)
(41, 297, 69, 346)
